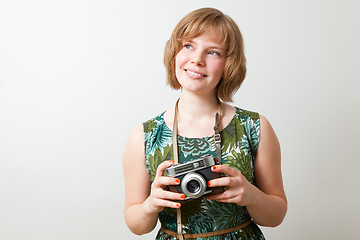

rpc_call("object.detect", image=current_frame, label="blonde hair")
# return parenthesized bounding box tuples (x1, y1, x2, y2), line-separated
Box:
(164, 8, 246, 102)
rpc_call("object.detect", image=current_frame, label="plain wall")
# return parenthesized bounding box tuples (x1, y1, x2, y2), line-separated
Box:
(1, 0, 359, 239)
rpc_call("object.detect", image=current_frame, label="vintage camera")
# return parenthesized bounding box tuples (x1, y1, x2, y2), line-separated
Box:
(165, 154, 224, 200)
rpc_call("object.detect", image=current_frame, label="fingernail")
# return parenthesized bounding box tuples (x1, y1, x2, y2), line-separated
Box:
(211, 166, 216, 171)
(169, 160, 174, 164)
(181, 194, 186, 199)
(207, 181, 211, 187)
(175, 179, 180, 184)
(176, 203, 181, 208)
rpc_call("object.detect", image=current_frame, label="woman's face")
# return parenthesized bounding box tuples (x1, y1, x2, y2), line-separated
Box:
(175, 33, 226, 97)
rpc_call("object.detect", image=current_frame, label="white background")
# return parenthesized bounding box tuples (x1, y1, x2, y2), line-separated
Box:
(1, 0, 359, 239)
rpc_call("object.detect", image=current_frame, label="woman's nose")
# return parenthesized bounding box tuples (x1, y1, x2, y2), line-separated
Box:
(190, 51, 205, 66)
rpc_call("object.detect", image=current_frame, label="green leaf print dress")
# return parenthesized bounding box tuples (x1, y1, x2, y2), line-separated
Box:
(143, 107, 266, 240)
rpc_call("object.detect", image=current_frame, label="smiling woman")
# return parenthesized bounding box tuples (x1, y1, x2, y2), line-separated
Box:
(164, 8, 247, 103)
(123, 7, 287, 240)
(175, 34, 226, 97)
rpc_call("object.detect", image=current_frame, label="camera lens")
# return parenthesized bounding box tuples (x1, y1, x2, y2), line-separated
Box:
(181, 172, 207, 199)
(186, 180, 201, 193)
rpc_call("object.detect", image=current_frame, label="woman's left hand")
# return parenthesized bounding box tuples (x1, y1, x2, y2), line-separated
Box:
(205, 164, 256, 206)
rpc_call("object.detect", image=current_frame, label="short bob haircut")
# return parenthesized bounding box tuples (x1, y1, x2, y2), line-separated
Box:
(164, 8, 246, 102)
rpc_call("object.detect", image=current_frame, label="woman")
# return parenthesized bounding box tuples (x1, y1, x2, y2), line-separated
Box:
(123, 7, 287, 240)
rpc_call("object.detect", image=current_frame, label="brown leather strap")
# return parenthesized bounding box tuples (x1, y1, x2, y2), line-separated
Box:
(172, 99, 180, 165)
(213, 112, 222, 164)
(161, 220, 252, 239)
(172, 99, 183, 240)
(176, 208, 183, 240)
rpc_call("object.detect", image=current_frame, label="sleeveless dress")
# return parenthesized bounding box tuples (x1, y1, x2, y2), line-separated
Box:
(143, 107, 265, 240)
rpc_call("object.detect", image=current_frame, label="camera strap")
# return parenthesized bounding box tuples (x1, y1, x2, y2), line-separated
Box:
(172, 99, 222, 240)
(214, 112, 222, 164)
(172, 99, 183, 240)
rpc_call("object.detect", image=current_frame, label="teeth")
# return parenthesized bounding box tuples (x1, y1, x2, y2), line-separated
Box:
(187, 70, 202, 77)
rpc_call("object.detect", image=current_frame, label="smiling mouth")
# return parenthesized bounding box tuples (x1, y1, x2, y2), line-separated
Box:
(185, 69, 207, 77)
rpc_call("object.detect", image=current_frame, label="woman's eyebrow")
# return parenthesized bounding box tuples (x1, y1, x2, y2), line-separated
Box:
(183, 38, 226, 53)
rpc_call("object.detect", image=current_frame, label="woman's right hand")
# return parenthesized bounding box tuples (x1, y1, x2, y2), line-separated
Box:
(143, 160, 186, 214)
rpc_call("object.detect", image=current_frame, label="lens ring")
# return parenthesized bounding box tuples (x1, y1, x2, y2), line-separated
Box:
(181, 173, 206, 199)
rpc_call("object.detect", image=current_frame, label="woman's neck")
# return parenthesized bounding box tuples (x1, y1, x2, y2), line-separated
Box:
(177, 90, 221, 120)
(163, 89, 235, 138)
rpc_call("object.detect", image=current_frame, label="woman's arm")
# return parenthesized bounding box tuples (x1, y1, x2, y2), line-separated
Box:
(206, 115, 287, 227)
(246, 114, 287, 226)
(123, 125, 184, 235)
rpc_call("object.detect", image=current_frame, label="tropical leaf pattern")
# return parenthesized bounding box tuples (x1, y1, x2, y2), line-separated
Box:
(178, 136, 212, 159)
(147, 145, 173, 181)
(204, 199, 248, 230)
(241, 117, 260, 158)
(225, 149, 254, 183)
(144, 108, 264, 240)
(221, 116, 244, 153)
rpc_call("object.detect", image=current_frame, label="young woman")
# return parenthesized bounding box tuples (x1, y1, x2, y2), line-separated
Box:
(123, 7, 287, 240)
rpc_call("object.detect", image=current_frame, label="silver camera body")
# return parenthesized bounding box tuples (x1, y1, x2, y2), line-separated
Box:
(165, 154, 222, 200)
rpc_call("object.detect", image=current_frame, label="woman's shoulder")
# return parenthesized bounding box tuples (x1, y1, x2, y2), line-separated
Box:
(143, 111, 166, 134)
(125, 111, 167, 147)
(232, 106, 278, 150)
(233, 106, 260, 122)
(233, 106, 273, 132)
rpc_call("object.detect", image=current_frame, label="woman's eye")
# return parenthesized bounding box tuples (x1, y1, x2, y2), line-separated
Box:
(184, 44, 192, 49)
(208, 51, 220, 56)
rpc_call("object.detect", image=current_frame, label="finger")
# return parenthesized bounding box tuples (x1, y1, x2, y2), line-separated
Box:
(206, 190, 236, 201)
(206, 195, 238, 203)
(211, 164, 239, 177)
(207, 176, 233, 188)
(154, 176, 180, 188)
(153, 188, 186, 201)
(153, 198, 182, 209)
(155, 160, 174, 178)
